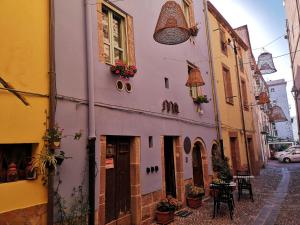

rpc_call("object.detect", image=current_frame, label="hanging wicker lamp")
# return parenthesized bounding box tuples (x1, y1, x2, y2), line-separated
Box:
(257, 92, 270, 105)
(257, 52, 277, 74)
(185, 68, 205, 87)
(268, 105, 287, 122)
(153, 1, 190, 45)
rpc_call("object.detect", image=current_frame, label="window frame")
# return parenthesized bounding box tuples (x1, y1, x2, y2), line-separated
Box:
(102, 2, 128, 65)
(222, 64, 234, 105)
(241, 79, 249, 110)
(182, 0, 191, 27)
(219, 27, 228, 56)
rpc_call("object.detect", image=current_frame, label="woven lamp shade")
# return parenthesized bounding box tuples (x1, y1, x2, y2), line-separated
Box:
(153, 1, 190, 45)
(268, 105, 287, 122)
(257, 52, 277, 74)
(186, 68, 205, 87)
(257, 92, 270, 105)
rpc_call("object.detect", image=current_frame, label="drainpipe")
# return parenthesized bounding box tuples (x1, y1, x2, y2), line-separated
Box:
(48, 0, 56, 224)
(233, 40, 251, 174)
(85, 1, 96, 225)
(203, 0, 224, 158)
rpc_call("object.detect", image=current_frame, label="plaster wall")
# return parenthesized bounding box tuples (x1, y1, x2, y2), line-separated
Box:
(268, 80, 294, 140)
(54, 0, 217, 203)
(0, 0, 48, 213)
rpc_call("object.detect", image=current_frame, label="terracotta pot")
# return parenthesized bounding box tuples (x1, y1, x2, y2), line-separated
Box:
(187, 197, 202, 209)
(156, 210, 174, 224)
(49, 140, 61, 149)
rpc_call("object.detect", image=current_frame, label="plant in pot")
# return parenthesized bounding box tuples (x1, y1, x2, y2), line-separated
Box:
(43, 124, 64, 149)
(186, 184, 205, 209)
(156, 198, 176, 224)
(193, 95, 209, 104)
(110, 60, 137, 79)
(189, 23, 199, 37)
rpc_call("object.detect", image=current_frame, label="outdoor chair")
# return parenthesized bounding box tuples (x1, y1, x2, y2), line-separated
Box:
(212, 183, 234, 220)
(236, 170, 254, 202)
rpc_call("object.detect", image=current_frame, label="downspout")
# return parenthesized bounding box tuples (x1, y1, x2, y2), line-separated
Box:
(233, 40, 251, 173)
(203, 0, 224, 158)
(48, 0, 56, 224)
(84, 1, 96, 225)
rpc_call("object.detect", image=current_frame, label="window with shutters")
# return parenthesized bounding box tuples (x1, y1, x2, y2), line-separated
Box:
(188, 63, 202, 98)
(238, 48, 244, 73)
(97, 2, 135, 65)
(182, 0, 195, 27)
(222, 65, 233, 105)
(220, 28, 227, 55)
(241, 79, 249, 110)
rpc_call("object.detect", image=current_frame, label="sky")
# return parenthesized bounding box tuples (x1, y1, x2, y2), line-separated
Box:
(209, 0, 295, 117)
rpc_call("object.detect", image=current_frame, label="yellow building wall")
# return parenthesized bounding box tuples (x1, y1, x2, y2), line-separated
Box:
(208, 12, 255, 170)
(0, 0, 48, 214)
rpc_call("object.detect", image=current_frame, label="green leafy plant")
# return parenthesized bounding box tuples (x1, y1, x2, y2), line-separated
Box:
(186, 184, 205, 198)
(43, 124, 64, 142)
(212, 156, 232, 182)
(189, 23, 199, 37)
(193, 95, 209, 104)
(156, 199, 176, 212)
(55, 184, 89, 225)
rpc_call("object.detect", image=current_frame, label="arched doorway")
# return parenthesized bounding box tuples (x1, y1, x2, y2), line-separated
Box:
(192, 142, 204, 187)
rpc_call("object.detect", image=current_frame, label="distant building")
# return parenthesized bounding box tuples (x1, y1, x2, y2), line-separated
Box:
(284, 0, 300, 141)
(267, 79, 294, 141)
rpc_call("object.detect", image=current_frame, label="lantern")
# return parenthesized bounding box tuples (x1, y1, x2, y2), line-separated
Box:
(257, 92, 270, 105)
(153, 1, 190, 45)
(257, 52, 277, 74)
(186, 68, 205, 87)
(268, 106, 287, 122)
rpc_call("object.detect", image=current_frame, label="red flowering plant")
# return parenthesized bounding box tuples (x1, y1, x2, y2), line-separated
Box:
(110, 60, 137, 79)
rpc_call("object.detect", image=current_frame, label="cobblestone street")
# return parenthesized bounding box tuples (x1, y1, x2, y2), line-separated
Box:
(153, 160, 300, 225)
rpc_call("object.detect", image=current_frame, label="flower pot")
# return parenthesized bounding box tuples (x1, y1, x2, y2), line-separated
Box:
(55, 156, 64, 166)
(187, 197, 202, 209)
(50, 141, 61, 149)
(156, 211, 174, 224)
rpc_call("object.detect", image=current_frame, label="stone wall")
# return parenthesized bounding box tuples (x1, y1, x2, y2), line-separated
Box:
(0, 204, 47, 225)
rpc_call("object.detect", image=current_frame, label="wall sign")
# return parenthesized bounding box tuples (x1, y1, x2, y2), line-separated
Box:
(183, 136, 191, 154)
(162, 100, 179, 114)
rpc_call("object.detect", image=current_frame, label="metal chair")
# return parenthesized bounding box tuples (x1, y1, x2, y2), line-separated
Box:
(212, 183, 234, 220)
(236, 170, 254, 202)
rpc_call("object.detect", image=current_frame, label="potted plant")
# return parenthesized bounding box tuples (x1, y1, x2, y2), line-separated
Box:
(156, 199, 175, 224)
(186, 184, 205, 208)
(110, 60, 137, 79)
(189, 23, 199, 37)
(193, 95, 209, 104)
(43, 124, 64, 149)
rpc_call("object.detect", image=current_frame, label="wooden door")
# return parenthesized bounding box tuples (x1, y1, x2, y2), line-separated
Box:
(164, 136, 176, 197)
(192, 143, 204, 187)
(105, 136, 131, 224)
(230, 137, 239, 175)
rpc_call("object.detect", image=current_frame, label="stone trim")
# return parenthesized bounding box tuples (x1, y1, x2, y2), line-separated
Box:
(98, 136, 141, 225)
(0, 203, 47, 225)
(192, 138, 210, 195)
(160, 136, 184, 202)
(141, 190, 162, 225)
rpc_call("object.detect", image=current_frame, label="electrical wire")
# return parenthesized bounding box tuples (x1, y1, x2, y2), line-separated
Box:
(252, 34, 286, 51)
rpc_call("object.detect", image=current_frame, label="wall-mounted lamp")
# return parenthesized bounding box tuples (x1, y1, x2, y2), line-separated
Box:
(291, 86, 299, 99)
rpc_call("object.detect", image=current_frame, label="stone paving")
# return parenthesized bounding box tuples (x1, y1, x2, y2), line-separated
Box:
(153, 160, 300, 225)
